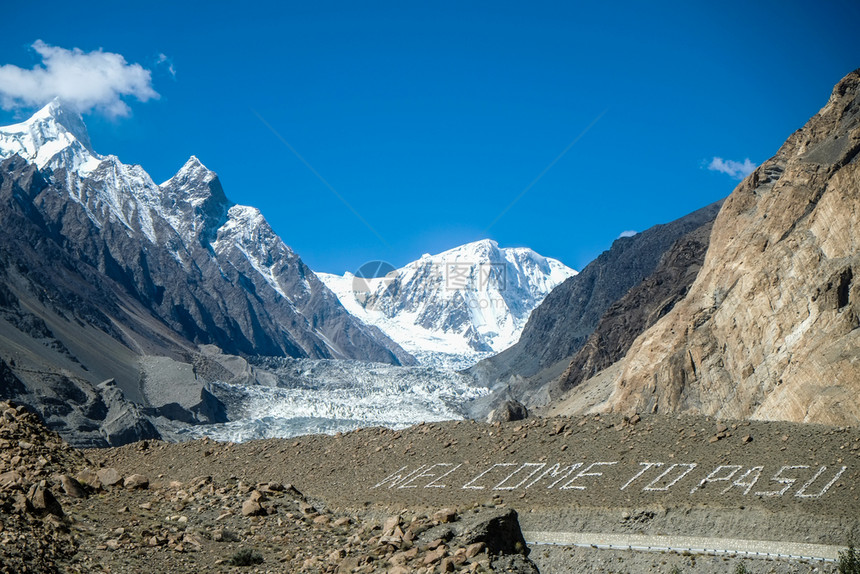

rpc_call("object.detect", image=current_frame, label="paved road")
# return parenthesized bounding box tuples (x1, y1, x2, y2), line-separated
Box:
(522, 531, 844, 563)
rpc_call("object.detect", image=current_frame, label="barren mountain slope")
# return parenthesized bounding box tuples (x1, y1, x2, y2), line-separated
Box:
(598, 69, 860, 425)
(4, 394, 859, 574)
(0, 399, 539, 573)
(466, 202, 722, 419)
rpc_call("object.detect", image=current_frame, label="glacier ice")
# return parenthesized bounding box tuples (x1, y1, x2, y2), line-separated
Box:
(178, 358, 489, 442)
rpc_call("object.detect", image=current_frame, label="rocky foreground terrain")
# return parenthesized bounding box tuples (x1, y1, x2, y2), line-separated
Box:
(3, 397, 859, 573)
(0, 399, 537, 573)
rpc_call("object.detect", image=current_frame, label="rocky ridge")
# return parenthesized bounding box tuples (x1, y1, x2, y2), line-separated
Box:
(553, 214, 717, 398)
(0, 102, 414, 446)
(467, 200, 723, 417)
(0, 100, 410, 365)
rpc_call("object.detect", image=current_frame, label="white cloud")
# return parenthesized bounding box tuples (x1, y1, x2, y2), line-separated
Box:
(156, 53, 176, 78)
(0, 40, 159, 117)
(618, 230, 637, 238)
(707, 157, 756, 180)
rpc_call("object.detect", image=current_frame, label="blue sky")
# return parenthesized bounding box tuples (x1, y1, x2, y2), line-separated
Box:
(1, 1, 858, 274)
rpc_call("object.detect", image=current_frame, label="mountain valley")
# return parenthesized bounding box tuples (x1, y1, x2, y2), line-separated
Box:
(0, 57, 859, 574)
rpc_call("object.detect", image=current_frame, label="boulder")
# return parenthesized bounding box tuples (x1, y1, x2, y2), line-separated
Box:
(487, 400, 529, 423)
(460, 508, 530, 556)
(241, 498, 264, 517)
(123, 474, 149, 490)
(29, 485, 63, 517)
(75, 469, 101, 490)
(96, 468, 122, 487)
(59, 474, 86, 498)
(433, 508, 457, 524)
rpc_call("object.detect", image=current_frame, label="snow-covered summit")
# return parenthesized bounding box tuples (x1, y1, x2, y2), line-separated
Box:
(0, 101, 233, 246)
(159, 155, 230, 245)
(318, 239, 576, 369)
(0, 98, 101, 175)
(161, 155, 217, 188)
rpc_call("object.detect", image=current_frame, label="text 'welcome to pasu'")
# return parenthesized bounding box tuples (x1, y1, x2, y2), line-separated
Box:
(372, 460, 848, 500)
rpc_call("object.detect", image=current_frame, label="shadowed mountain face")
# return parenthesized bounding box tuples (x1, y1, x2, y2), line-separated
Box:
(0, 157, 165, 446)
(597, 69, 860, 425)
(554, 216, 717, 396)
(0, 101, 410, 366)
(0, 103, 412, 446)
(467, 199, 723, 408)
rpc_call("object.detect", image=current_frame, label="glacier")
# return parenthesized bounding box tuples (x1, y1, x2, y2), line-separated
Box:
(176, 358, 489, 442)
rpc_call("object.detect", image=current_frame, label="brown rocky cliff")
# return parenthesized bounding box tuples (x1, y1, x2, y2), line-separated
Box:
(601, 69, 860, 425)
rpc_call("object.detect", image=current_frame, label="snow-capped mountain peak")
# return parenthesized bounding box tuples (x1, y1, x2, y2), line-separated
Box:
(319, 240, 577, 369)
(0, 98, 101, 175)
(159, 155, 231, 245)
(161, 155, 216, 188)
(37, 98, 94, 152)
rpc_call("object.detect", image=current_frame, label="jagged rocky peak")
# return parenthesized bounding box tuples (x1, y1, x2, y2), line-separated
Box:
(163, 155, 218, 188)
(216, 204, 289, 253)
(223, 203, 266, 228)
(160, 155, 230, 243)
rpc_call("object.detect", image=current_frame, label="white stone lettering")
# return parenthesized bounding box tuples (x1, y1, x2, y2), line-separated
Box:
(560, 462, 618, 490)
(721, 466, 763, 495)
(691, 465, 742, 494)
(494, 463, 546, 490)
(795, 466, 847, 499)
(370, 459, 847, 500)
(372, 465, 425, 489)
(524, 463, 583, 489)
(424, 464, 463, 489)
(754, 465, 809, 497)
(462, 463, 516, 490)
(643, 463, 697, 491)
(620, 462, 664, 491)
(397, 464, 446, 488)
